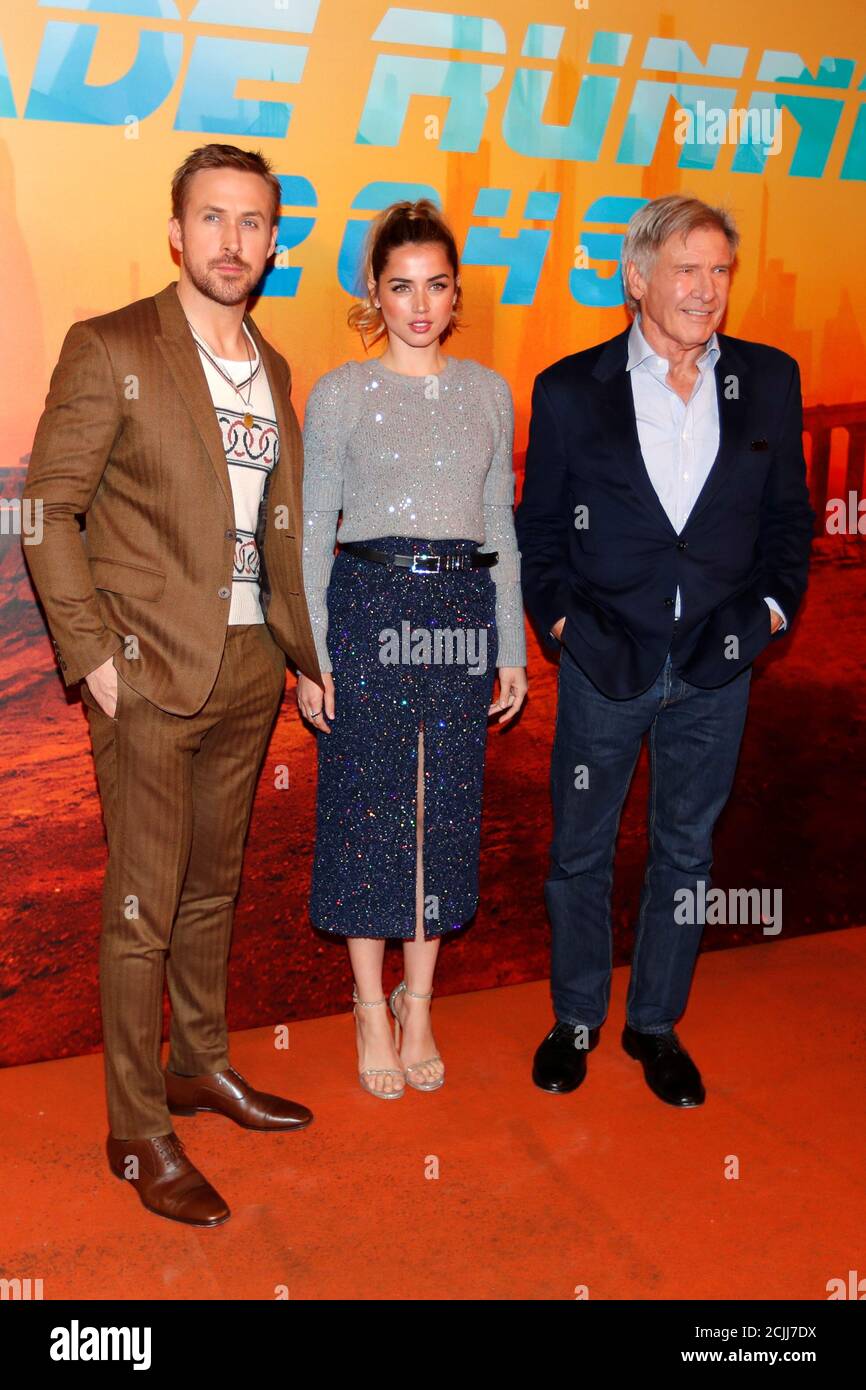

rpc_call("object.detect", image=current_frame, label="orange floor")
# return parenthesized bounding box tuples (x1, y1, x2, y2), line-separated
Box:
(2, 926, 864, 1301)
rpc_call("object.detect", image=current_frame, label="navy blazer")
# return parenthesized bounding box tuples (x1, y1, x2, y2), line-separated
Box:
(514, 325, 815, 698)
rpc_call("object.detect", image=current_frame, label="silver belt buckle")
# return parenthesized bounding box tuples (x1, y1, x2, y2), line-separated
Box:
(410, 553, 440, 573)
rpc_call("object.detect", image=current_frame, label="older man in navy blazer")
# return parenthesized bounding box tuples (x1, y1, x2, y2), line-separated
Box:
(515, 194, 814, 1106)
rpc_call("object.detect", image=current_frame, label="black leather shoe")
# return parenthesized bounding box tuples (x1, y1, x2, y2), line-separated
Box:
(532, 1021, 600, 1093)
(622, 1025, 705, 1106)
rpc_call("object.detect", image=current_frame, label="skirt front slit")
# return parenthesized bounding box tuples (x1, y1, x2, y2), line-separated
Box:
(310, 535, 498, 940)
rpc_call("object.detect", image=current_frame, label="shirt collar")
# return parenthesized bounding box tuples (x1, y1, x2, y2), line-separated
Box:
(627, 313, 720, 373)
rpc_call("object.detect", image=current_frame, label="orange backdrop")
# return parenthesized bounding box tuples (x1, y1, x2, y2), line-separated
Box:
(1, 1, 864, 1068)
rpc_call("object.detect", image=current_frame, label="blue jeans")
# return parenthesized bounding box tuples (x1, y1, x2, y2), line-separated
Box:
(545, 646, 752, 1034)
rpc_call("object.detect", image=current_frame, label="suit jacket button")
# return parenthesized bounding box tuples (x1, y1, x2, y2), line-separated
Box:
(218, 586, 231, 599)
(225, 529, 234, 539)
(663, 597, 674, 607)
(677, 540, 688, 550)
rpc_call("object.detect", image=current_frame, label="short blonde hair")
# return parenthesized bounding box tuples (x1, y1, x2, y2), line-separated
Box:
(348, 199, 464, 349)
(620, 194, 740, 314)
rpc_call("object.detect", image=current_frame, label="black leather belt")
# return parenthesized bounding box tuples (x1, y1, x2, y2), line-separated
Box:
(339, 541, 498, 573)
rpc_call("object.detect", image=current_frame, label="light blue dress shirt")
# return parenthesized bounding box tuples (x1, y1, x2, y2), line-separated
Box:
(626, 313, 786, 630)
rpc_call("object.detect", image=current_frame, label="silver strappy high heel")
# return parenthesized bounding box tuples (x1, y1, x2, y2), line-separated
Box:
(389, 980, 445, 1091)
(352, 987, 406, 1099)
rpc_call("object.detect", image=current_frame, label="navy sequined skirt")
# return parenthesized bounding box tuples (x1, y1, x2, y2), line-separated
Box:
(310, 536, 498, 939)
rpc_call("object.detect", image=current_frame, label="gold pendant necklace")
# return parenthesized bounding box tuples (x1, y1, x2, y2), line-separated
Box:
(187, 319, 259, 428)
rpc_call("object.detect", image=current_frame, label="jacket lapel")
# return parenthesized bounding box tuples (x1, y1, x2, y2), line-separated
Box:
(592, 329, 677, 536)
(244, 313, 303, 540)
(590, 324, 750, 535)
(154, 281, 234, 516)
(243, 313, 287, 482)
(153, 280, 299, 527)
(682, 333, 750, 530)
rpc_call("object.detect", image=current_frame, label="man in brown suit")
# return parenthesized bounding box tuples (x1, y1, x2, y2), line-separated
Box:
(22, 144, 321, 1228)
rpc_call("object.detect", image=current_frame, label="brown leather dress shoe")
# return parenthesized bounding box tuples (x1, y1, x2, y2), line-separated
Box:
(106, 1131, 230, 1227)
(164, 1065, 313, 1131)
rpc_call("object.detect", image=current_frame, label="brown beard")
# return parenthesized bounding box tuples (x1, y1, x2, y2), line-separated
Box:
(184, 257, 258, 306)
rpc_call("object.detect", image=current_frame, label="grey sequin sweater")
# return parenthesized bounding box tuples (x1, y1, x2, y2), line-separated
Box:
(301, 355, 527, 675)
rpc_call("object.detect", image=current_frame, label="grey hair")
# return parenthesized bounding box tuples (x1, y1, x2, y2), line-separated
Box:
(620, 194, 740, 314)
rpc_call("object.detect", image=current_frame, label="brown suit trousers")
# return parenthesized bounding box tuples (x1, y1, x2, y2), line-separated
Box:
(82, 622, 286, 1137)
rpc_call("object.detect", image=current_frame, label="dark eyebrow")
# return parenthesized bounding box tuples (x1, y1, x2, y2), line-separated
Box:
(201, 204, 264, 217)
(386, 274, 450, 284)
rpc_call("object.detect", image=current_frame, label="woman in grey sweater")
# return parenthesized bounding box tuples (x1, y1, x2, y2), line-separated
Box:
(298, 200, 527, 1099)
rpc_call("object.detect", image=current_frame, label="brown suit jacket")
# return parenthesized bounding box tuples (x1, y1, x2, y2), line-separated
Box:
(22, 280, 322, 714)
